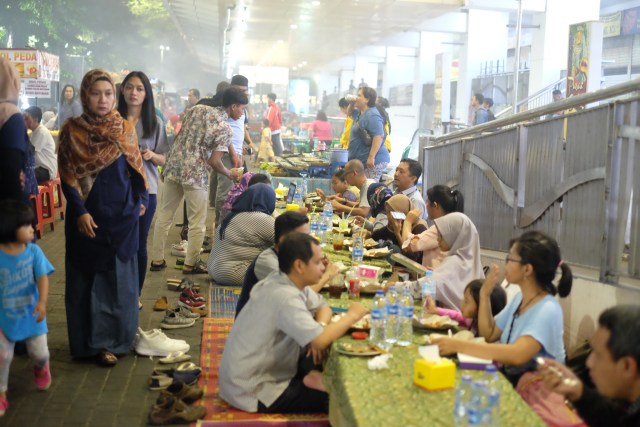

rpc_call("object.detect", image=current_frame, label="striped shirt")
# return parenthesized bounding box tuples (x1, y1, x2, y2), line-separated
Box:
(207, 212, 275, 286)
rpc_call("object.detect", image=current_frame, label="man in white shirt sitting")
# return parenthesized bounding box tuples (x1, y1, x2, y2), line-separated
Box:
(23, 106, 57, 183)
(219, 233, 368, 414)
(394, 158, 427, 220)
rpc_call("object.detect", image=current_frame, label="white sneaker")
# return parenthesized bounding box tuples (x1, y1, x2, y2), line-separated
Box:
(171, 240, 188, 252)
(135, 328, 190, 356)
(171, 247, 187, 257)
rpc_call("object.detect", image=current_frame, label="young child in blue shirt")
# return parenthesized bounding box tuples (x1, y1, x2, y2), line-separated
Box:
(0, 200, 54, 417)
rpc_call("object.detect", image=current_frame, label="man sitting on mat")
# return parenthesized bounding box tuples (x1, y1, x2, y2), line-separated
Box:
(219, 233, 369, 414)
(235, 211, 339, 317)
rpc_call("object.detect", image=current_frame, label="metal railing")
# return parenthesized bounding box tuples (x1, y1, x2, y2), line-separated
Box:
(423, 77, 640, 284)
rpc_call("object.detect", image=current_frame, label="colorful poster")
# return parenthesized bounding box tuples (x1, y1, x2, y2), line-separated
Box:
(621, 7, 640, 35)
(567, 23, 590, 97)
(566, 21, 603, 99)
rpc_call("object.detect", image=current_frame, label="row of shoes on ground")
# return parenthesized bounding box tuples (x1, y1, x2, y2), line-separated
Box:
(150, 363, 202, 388)
(135, 328, 190, 357)
(148, 381, 206, 425)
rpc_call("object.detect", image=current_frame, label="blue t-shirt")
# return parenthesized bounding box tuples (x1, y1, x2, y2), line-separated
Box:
(496, 292, 566, 377)
(0, 243, 54, 341)
(348, 108, 390, 165)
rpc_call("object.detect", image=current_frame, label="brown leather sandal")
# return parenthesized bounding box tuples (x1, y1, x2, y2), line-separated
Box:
(98, 351, 118, 366)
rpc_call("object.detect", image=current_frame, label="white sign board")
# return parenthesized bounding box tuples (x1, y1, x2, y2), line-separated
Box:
(20, 79, 52, 97)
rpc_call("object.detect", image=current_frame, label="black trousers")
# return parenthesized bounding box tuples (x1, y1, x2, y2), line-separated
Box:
(35, 166, 50, 183)
(257, 353, 328, 414)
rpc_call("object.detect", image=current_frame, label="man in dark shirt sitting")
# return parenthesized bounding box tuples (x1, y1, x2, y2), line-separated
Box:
(540, 305, 640, 427)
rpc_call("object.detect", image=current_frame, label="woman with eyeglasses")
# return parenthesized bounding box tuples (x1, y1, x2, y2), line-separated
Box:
(432, 230, 573, 385)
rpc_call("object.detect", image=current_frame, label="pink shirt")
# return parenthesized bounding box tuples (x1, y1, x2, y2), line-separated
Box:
(311, 120, 332, 141)
(402, 225, 445, 269)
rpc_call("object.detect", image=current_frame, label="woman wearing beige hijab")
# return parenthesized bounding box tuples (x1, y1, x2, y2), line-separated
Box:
(0, 58, 34, 203)
(372, 194, 428, 262)
(432, 212, 484, 310)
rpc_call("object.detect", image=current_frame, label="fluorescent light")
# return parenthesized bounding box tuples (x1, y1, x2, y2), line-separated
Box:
(312, 0, 320, 5)
(290, 24, 298, 29)
(277, 39, 284, 44)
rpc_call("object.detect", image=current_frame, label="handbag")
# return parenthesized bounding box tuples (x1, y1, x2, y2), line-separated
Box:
(354, 114, 373, 146)
(516, 371, 587, 427)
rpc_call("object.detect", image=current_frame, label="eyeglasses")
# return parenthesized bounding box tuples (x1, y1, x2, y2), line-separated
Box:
(505, 256, 524, 264)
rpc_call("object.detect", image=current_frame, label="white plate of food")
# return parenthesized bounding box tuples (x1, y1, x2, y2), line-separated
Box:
(335, 342, 382, 357)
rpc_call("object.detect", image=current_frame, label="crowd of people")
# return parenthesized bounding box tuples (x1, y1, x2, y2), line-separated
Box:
(0, 55, 638, 425)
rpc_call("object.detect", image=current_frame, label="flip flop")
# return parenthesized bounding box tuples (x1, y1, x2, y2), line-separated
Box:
(158, 351, 192, 364)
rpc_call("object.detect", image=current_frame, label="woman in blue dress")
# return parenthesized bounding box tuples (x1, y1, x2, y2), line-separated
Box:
(58, 69, 148, 366)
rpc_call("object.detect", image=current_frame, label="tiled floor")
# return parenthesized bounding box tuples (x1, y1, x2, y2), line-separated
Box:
(2, 213, 213, 427)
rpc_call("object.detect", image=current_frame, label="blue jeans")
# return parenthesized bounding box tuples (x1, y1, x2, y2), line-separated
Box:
(138, 194, 157, 294)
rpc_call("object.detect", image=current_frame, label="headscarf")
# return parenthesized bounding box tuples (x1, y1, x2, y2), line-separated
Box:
(221, 172, 254, 217)
(385, 194, 427, 230)
(367, 183, 393, 217)
(219, 183, 276, 239)
(57, 69, 147, 200)
(0, 58, 21, 129)
(432, 212, 484, 310)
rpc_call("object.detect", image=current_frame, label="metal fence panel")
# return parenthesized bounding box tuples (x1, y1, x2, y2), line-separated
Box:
(560, 106, 610, 268)
(423, 141, 463, 190)
(462, 129, 519, 251)
(518, 119, 565, 240)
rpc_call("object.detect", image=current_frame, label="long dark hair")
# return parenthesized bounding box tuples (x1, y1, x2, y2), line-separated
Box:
(60, 84, 76, 105)
(426, 185, 464, 213)
(509, 231, 573, 297)
(117, 71, 158, 139)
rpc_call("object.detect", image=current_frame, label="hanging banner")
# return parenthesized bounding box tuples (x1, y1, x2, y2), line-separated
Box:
(602, 12, 621, 38)
(566, 21, 603, 99)
(0, 49, 60, 81)
(621, 7, 640, 35)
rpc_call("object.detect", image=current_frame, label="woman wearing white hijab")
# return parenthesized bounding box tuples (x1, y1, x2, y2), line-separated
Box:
(432, 212, 484, 310)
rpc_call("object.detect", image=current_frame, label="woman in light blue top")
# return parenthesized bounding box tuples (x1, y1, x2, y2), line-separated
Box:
(117, 71, 169, 298)
(432, 230, 573, 385)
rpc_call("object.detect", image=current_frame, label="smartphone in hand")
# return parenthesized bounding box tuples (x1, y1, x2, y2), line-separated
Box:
(391, 211, 406, 220)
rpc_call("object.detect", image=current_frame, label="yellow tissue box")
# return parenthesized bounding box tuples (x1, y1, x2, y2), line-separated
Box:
(413, 358, 456, 391)
(286, 203, 300, 211)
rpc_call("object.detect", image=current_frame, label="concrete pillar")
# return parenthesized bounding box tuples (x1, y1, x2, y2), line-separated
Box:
(456, 9, 509, 123)
(529, 0, 600, 93)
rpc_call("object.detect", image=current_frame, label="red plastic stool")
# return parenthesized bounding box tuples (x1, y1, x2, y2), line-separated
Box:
(29, 193, 44, 239)
(37, 184, 56, 235)
(43, 175, 65, 219)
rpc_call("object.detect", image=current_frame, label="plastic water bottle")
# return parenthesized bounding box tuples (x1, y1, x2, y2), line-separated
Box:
(384, 286, 399, 345)
(324, 201, 333, 231)
(454, 374, 473, 427)
(318, 219, 327, 247)
(352, 235, 364, 266)
(467, 381, 488, 426)
(309, 212, 319, 238)
(396, 286, 414, 346)
(313, 137, 319, 151)
(484, 365, 501, 426)
(370, 290, 386, 347)
(419, 270, 436, 318)
(294, 188, 304, 209)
